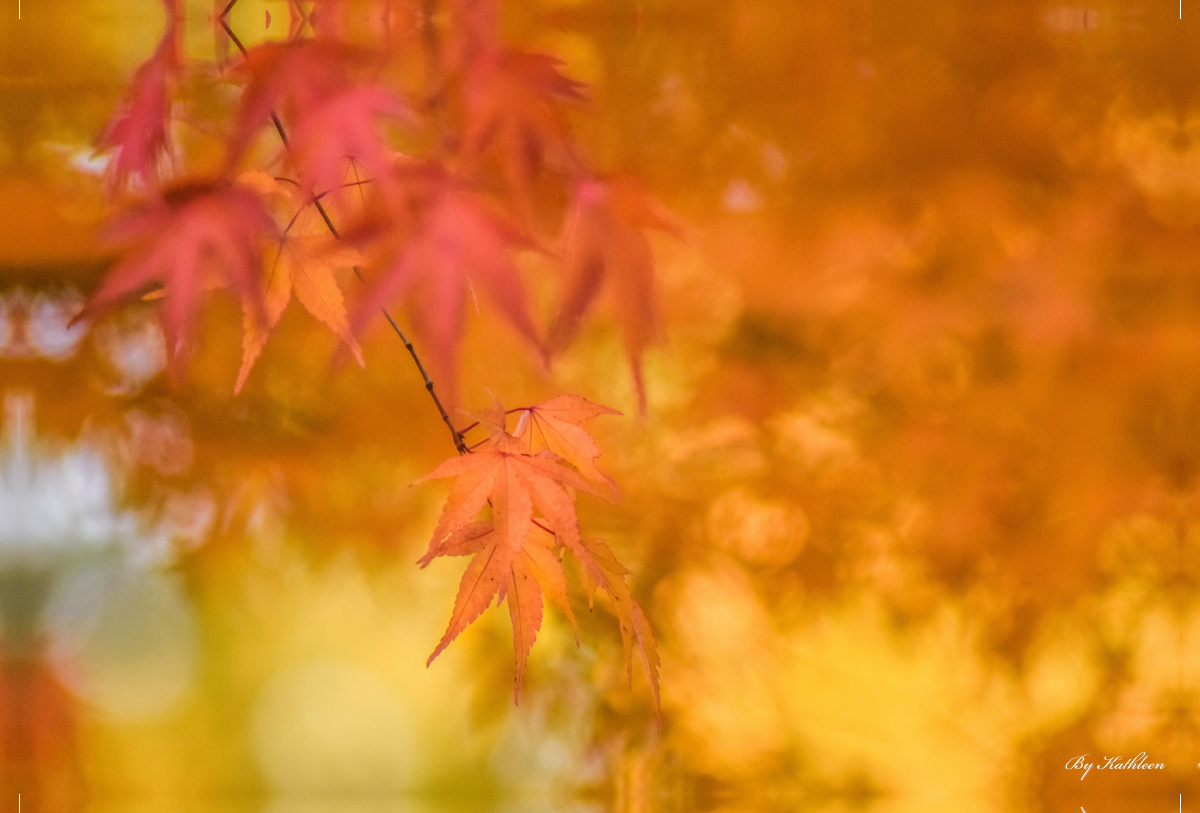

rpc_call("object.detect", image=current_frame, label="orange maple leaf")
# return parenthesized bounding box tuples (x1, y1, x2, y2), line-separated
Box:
(233, 172, 365, 392)
(417, 398, 658, 717)
(570, 536, 660, 715)
(550, 177, 682, 412)
(513, 394, 620, 499)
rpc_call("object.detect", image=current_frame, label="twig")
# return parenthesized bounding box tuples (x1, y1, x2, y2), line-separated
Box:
(221, 6, 467, 455)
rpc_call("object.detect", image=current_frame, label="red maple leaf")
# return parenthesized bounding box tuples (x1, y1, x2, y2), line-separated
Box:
(227, 42, 411, 202)
(227, 41, 356, 156)
(462, 49, 587, 219)
(289, 84, 415, 202)
(348, 169, 543, 404)
(95, 2, 180, 194)
(550, 177, 682, 412)
(78, 180, 275, 380)
(445, 0, 502, 65)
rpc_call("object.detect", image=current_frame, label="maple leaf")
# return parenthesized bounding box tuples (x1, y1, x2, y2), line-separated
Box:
(550, 177, 682, 413)
(416, 400, 605, 565)
(446, 0, 502, 66)
(95, 4, 179, 194)
(227, 41, 357, 157)
(416, 399, 606, 699)
(568, 536, 659, 716)
(513, 394, 621, 498)
(78, 180, 276, 380)
(417, 398, 657, 717)
(233, 172, 365, 392)
(348, 176, 543, 405)
(462, 49, 587, 220)
(226, 42, 412, 202)
(419, 520, 580, 643)
(288, 84, 415, 202)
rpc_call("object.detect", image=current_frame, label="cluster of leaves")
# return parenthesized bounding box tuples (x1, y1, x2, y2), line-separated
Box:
(83, 0, 665, 713)
(418, 396, 657, 710)
(85, 0, 678, 407)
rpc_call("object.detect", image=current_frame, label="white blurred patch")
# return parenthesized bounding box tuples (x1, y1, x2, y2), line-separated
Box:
(0, 394, 139, 556)
(44, 566, 197, 721)
(252, 660, 416, 794)
(42, 142, 110, 176)
(0, 393, 195, 567)
(0, 289, 86, 360)
(94, 312, 166, 392)
(157, 489, 215, 551)
(27, 291, 87, 359)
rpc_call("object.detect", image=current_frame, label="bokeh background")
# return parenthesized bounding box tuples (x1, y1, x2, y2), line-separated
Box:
(3, 1, 1200, 812)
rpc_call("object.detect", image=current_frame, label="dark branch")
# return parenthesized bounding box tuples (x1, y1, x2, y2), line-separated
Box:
(222, 5, 467, 455)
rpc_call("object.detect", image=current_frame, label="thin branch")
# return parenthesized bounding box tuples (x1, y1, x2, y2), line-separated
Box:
(222, 10, 467, 455)
(219, 19, 248, 56)
(270, 113, 291, 148)
(381, 309, 468, 454)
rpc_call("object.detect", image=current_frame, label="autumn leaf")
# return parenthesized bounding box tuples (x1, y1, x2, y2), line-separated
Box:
(569, 536, 660, 716)
(233, 172, 365, 393)
(416, 398, 606, 696)
(514, 394, 620, 498)
(550, 177, 682, 412)
(227, 41, 359, 158)
(95, 2, 179, 194)
(78, 180, 276, 380)
(503, 553, 544, 696)
(289, 84, 415, 202)
(446, 0, 502, 65)
(520, 525, 578, 642)
(349, 175, 544, 404)
(417, 398, 657, 715)
(417, 521, 493, 564)
(284, 0, 315, 40)
(416, 400, 604, 565)
(462, 49, 587, 220)
(228, 41, 412, 201)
